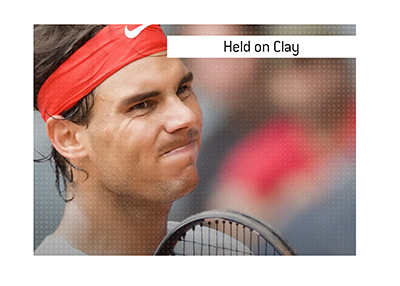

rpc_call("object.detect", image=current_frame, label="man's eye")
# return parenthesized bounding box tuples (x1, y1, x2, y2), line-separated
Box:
(131, 101, 151, 110)
(177, 85, 188, 94)
(177, 85, 191, 99)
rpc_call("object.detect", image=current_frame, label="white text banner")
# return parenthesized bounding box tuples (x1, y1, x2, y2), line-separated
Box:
(167, 36, 356, 58)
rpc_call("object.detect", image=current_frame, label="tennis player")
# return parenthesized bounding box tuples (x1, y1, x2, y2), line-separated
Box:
(34, 25, 202, 255)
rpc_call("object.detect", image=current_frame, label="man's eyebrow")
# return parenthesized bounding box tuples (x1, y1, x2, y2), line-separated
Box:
(179, 72, 194, 87)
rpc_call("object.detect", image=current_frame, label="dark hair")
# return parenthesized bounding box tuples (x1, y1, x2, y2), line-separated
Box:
(34, 25, 106, 200)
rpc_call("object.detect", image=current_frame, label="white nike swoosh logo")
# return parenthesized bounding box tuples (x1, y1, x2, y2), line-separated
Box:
(124, 24, 152, 39)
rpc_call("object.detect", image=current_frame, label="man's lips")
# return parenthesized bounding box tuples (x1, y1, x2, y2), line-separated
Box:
(162, 139, 197, 156)
(159, 128, 200, 157)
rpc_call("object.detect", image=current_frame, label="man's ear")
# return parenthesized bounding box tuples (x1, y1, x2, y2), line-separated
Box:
(46, 116, 88, 160)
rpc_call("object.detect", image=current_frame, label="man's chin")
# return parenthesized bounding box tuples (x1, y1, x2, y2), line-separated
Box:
(164, 172, 199, 202)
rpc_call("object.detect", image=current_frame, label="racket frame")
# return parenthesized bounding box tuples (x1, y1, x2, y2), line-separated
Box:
(155, 210, 296, 255)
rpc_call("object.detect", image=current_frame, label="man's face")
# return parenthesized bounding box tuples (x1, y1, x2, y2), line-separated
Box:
(80, 53, 202, 203)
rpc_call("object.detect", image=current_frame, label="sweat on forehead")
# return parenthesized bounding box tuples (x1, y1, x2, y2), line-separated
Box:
(37, 25, 168, 122)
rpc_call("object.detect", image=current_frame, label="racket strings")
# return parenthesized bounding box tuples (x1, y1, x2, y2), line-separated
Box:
(172, 219, 279, 255)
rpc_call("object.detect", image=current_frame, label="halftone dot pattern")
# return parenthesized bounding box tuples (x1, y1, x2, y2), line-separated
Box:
(34, 112, 65, 250)
(179, 56, 356, 254)
(34, 25, 356, 255)
(165, 25, 356, 36)
(170, 26, 355, 254)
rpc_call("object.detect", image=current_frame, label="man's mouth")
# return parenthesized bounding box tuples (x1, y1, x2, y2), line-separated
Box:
(160, 128, 200, 157)
(162, 139, 197, 157)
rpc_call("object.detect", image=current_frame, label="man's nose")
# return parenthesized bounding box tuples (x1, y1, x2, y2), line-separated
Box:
(163, 96, 197, 133)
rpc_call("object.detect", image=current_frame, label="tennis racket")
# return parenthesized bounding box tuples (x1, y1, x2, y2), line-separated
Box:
(155, 210, 296, 255)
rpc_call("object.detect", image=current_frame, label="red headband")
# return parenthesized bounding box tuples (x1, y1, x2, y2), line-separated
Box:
(37, 24, 167, 122)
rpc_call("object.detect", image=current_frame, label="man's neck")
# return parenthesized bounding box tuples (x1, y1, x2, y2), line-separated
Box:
(54, 184, 172, 255)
